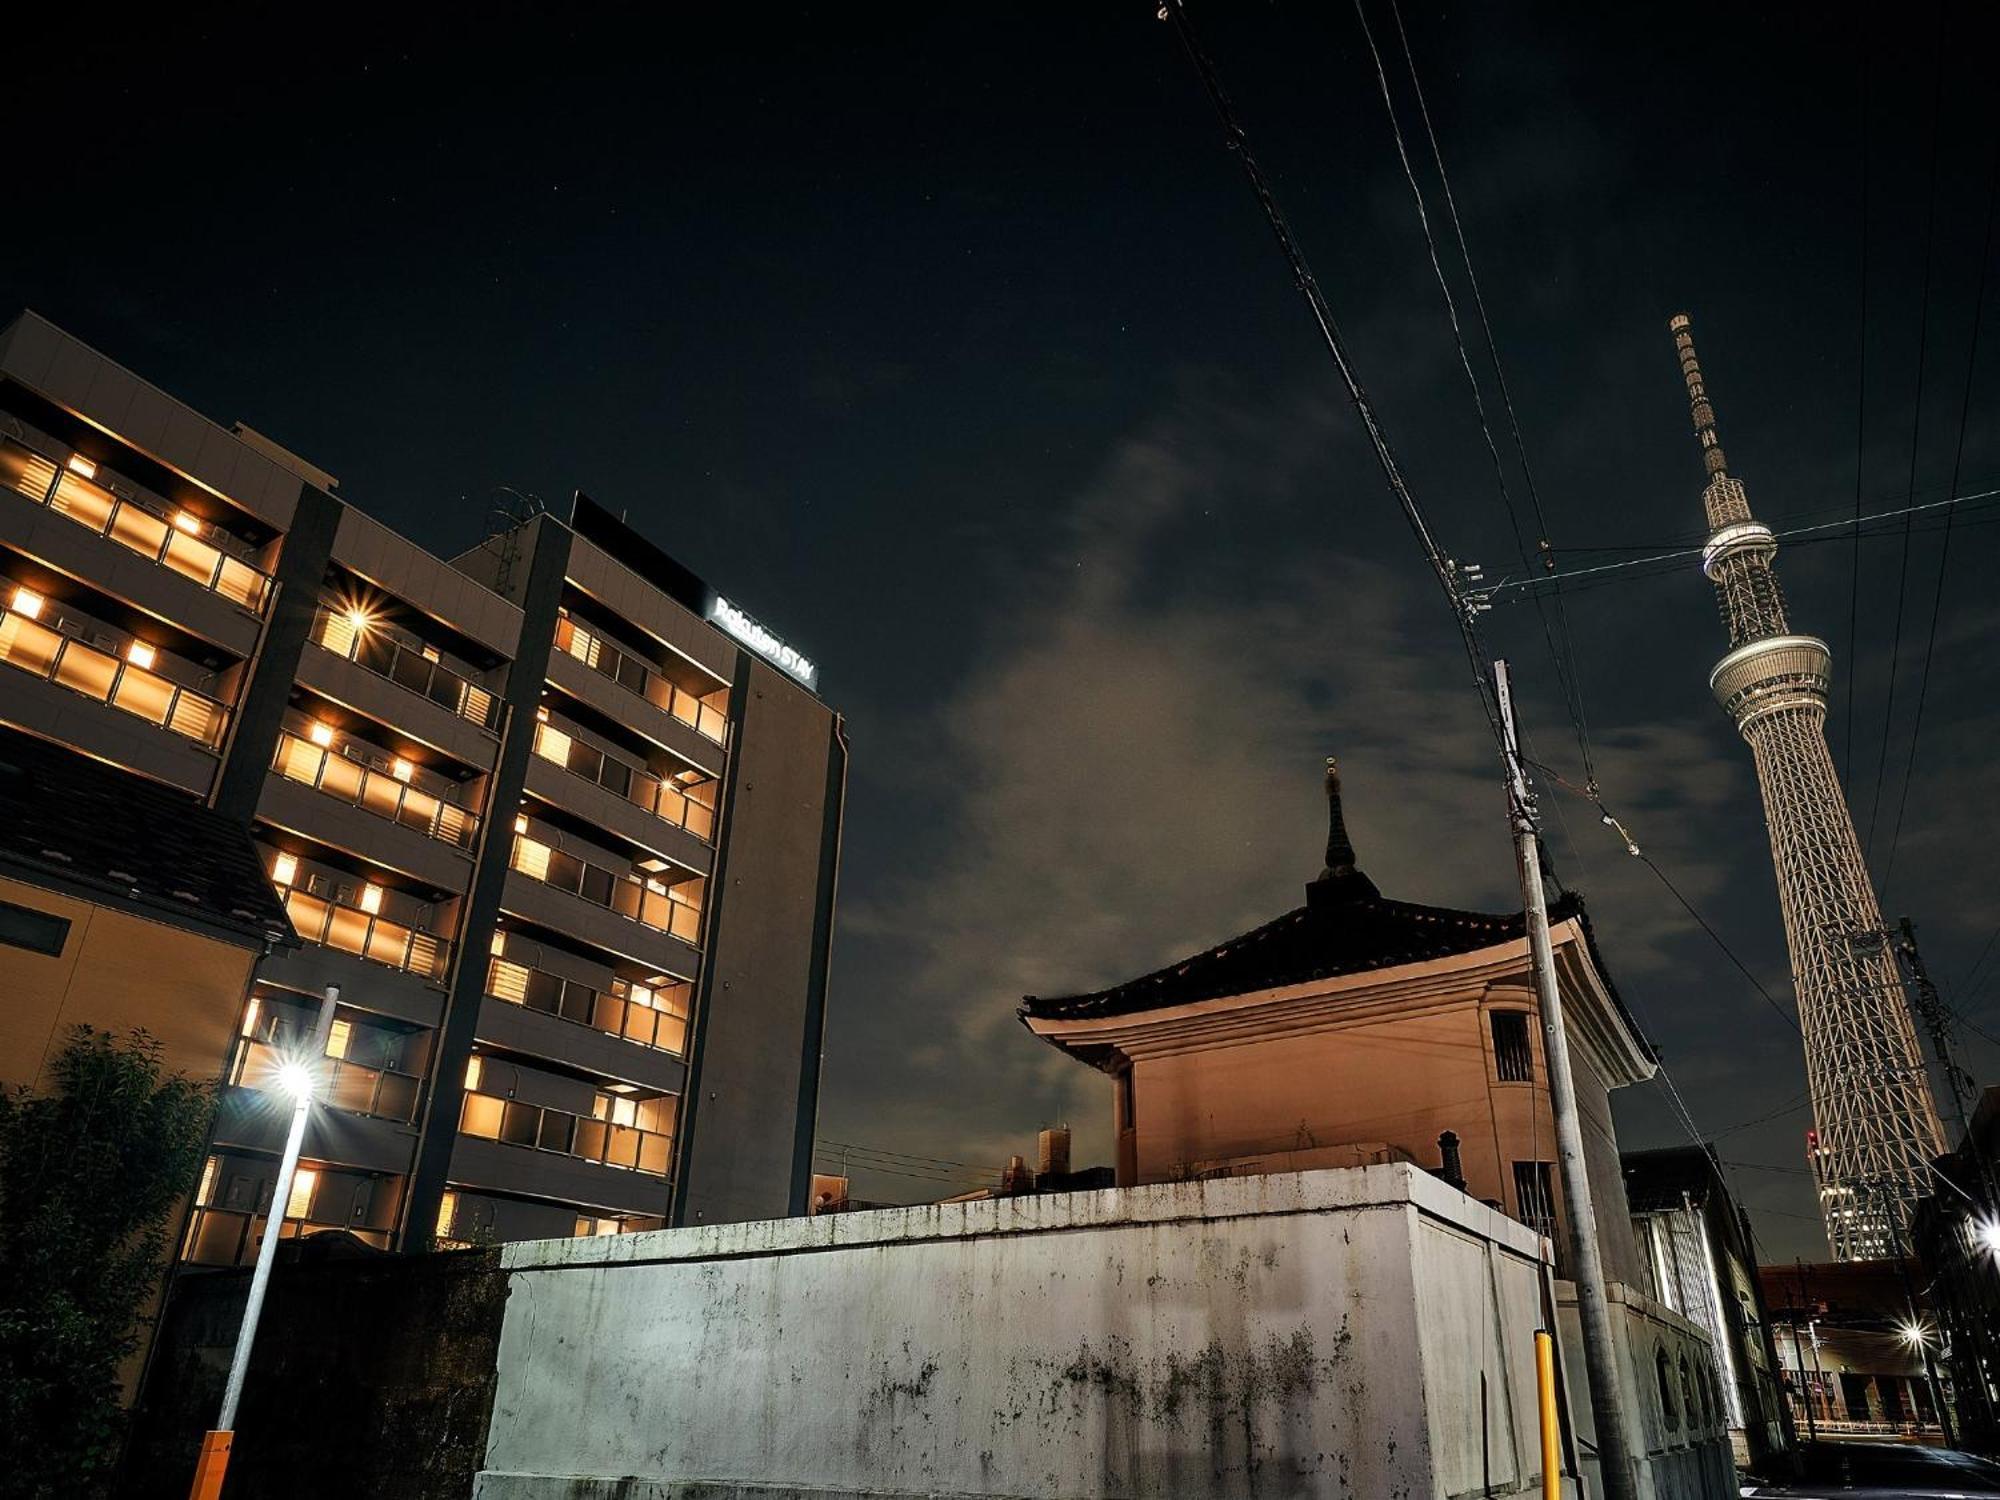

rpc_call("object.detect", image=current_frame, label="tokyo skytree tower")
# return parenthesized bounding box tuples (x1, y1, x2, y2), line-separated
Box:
(1669, 314, 1943, 1260)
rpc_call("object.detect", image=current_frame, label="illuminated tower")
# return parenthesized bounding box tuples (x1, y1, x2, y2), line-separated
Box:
(1669, 314, 1943, 1260)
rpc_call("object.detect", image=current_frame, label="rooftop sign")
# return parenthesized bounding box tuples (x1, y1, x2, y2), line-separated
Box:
(707, 595, 817, 691)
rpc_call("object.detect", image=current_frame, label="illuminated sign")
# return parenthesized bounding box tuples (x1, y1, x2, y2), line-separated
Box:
(707, 595, 817, 690)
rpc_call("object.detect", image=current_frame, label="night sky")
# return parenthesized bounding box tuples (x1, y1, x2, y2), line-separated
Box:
(7, 4, 1997, 1259)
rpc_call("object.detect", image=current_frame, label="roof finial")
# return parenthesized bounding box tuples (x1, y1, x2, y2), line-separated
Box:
(1322, 756, 1358, 879)
(1668, 313, 1729, 478)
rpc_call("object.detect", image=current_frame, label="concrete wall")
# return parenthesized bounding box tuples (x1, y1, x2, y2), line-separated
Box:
(476, 1165, 1560, 1500)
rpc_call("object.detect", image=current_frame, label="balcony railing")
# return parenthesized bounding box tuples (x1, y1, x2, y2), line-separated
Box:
(0, 603, 228, 748)
(460, 1088, 676, 1177)
(531, 720, 717, 842)
(553, 612, 727, 744)
(281, 886, 451, 981)
(0, 437, 272, 612)
(308, 607, 498, 731)
(486, 954, 690, 1057)
(509, 835, 702, 945)
(229, 1036, 425, 1125)
(272, 731, 480, 848)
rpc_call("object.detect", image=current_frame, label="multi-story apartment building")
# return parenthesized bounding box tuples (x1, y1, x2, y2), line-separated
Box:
(0, 309, 845, 1265)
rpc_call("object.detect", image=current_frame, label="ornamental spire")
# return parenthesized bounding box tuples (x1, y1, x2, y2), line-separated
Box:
(1311, 757, 1379, 905)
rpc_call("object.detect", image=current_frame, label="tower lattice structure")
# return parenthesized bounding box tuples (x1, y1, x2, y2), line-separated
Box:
(1669, 314, 1943, 1260)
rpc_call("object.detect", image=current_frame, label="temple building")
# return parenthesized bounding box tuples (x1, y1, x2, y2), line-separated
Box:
(1020, 758, 1656, 1283)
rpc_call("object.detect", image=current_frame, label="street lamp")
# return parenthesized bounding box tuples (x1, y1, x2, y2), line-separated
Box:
(1977, 1218, 2000, 1257)
(187, 984, 339, 1500)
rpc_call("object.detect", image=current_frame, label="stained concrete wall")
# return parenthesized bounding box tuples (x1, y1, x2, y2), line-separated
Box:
(476, 1164, 1561, 1499)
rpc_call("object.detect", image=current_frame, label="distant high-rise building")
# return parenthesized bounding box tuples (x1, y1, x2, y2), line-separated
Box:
(1667, 313, 1942, 1260)
(0, 310, 844, 1268)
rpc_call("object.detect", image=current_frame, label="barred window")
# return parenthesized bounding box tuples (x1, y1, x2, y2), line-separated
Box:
(1491, 1010, 1534, 1082)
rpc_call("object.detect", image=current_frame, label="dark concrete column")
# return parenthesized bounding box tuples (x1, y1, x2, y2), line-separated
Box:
(400, 516, 573, 1248)
(211, 483, 342, 823)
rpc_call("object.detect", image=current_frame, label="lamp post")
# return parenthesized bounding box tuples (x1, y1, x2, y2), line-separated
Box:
(188, 983, 338, 1500)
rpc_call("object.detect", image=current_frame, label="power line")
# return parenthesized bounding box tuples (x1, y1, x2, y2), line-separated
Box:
(1863, 1, 1948, 862)
(1878, 125, 2000, 897)
(1843, 40, 1871, 795)
(1365, 0, 1598, 789)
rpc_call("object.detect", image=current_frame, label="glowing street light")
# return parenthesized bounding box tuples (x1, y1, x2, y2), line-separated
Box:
(188, 983, 339, 1500)
(1978, 1218, 2000, 1256)
(1900, 1320, 1932, 1349)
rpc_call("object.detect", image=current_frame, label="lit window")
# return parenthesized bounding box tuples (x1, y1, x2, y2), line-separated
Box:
(465, 1055, 483, 1089)
(359, 883, 383, 915)
(241, 996, 262, 1037)
(535, 705, 549, 722)
(65, 453, 96, 479)
(490, 930, 506, 957)
(10, 587, 44, 620)
(308, 720, 335, 747)
(196, 1156, 219, 1206)
(420, 644, 440, 663)
(437, 1191, 458, 1238)
(391, 758, 413, 783)
(514, 814, 529, 834)
(325, 1018, 352, 1060)
(173, 510, 201, 535)
(270, 853, 298, 887)
(125, 641, 156, 669)
(285, 1167, 318, 1221)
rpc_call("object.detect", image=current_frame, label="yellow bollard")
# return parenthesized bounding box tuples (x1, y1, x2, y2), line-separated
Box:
(189, 1429, 232, 1500)
(1535, 1330, 1561, 1500)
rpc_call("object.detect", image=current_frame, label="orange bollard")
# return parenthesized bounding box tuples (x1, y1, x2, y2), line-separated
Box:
(189, 1429, 232, 1500)
(1535, 1331, 1561, 1500)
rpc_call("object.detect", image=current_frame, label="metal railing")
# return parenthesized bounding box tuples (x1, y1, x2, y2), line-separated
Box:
(0, 603, 228, 747)
(460, 1089, 676, 1178)
(485, 955, 690, 1056)
(271, 730, 480, 848)
(509, 835, 703, 944)
(531, 720, 717, 842)
(280, 886, 451, 981)
(0, 436, 272, 612)
(308, 607, 499, 730)
(552, 612, 727, 744)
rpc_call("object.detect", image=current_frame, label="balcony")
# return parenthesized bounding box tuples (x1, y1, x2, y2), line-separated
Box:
(0, 436, 271, 612)
(460, 1087, 676, 1179)
(0, 600, 227, 748)
(485, 953, 689, 1059)
(271, 730, 480, 848)
(229, 1036, 425, 1126)
(530, 718, 717, 842)
(307, 606, 498, 727)
(280, 885, 451, 982)
(509, 834, 702, 945)
(552, 612, 727, 744)
(180, 1203, 392, 1266)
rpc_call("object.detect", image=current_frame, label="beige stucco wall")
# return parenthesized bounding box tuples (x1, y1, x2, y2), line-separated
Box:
(0, 875, 257, 1093)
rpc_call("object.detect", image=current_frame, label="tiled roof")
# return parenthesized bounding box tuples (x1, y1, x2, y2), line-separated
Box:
(0, 726, 293, 949)
(1020, 879, 1579, 1023)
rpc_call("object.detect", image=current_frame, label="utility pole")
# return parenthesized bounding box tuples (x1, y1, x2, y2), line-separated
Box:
(1495, 660, 1640, 1500)
(189, 983, 339, 1500)
(1894, 918, 1980, 1161)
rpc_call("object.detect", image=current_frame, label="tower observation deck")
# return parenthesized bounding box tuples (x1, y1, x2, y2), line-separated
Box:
(1668, 313, 1943, 1260)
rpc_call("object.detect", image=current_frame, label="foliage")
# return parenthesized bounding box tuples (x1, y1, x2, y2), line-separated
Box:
(0, 1026, 214, 1497)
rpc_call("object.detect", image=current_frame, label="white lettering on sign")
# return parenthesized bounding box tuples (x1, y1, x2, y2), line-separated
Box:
(707, 596, 817, 690)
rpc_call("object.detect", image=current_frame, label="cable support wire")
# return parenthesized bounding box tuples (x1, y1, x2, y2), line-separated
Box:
(1478, 486, 2000, 603)
(1863, 1, 1949, 864)
(1375, 0, 1598, 790)
(1877, 122, 2000, 897)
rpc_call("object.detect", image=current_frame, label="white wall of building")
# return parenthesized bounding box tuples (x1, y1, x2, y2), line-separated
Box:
(474, 1164, 1732, 1500)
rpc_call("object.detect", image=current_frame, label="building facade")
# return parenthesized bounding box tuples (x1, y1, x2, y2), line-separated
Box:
(1623, 1145, 1790, 1468)
(1911, 1085, 2000, 1453)
(0, 309, 844, 1268)
(1020, 759, 1656, 1285)
(1757, 1258, 1949, 1439)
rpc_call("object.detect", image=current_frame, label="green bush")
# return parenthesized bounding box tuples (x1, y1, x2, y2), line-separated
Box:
(0, 1027, 213, 1498)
